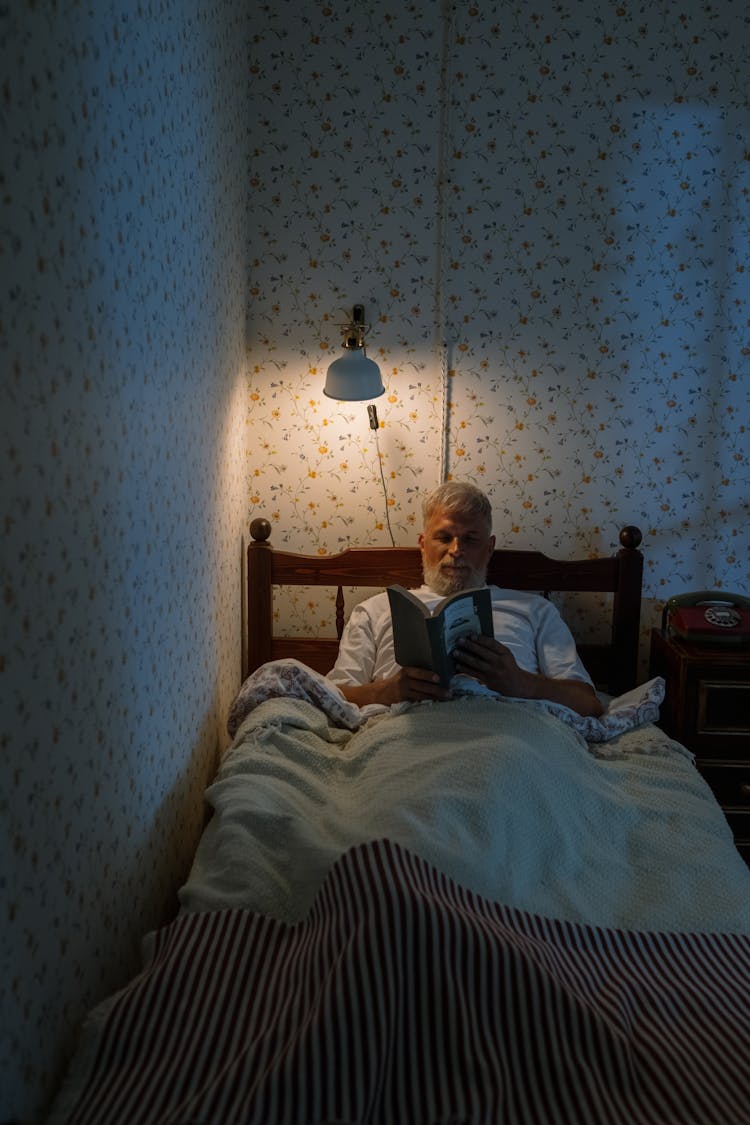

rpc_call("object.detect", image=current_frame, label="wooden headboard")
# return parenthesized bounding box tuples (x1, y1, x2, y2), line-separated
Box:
(246, 521, 644, 696)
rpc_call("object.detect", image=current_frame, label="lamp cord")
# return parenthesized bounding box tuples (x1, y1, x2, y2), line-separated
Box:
(435, 0, 455, 484)
(368, 405, 396, 546)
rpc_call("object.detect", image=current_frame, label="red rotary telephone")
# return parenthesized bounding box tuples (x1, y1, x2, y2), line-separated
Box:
(663, 590, 750, 645)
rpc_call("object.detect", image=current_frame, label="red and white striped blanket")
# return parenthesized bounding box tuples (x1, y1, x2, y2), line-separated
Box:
(52, 839, 750, 1125)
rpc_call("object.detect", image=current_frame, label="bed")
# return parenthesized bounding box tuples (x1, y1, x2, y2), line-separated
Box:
(48, 520, 750, 1125)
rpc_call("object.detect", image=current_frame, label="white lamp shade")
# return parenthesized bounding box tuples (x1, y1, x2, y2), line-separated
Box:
(323, 349, 385, 401)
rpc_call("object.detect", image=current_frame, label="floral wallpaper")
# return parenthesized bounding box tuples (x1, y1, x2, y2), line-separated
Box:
(1, 1, 247, 1120)
(2, 0, 748, 1120)
(246, 0, 749, 658)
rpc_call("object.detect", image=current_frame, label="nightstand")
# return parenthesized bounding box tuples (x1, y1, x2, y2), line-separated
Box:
(649, 629, 750, 865)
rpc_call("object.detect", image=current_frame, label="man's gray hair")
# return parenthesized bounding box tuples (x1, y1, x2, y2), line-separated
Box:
(421, 481, 493, 531)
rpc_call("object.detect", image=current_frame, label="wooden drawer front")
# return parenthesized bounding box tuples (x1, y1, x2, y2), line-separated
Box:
(697, 680, 750, 736)
(689, 678, 750, 760)
(723, 808, 750, 842)
(697, 762, 750, 811)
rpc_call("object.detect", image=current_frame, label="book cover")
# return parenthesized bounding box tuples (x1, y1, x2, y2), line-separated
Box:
(387, 584, 494, 685)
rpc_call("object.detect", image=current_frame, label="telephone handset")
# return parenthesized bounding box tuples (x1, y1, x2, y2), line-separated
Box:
(663, 590, 750, 645)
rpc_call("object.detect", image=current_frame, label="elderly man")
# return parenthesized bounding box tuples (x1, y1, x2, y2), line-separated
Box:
(327, 481, 604, 717)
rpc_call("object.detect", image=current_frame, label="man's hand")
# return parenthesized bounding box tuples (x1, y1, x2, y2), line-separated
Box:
(339, 667, 451, 708)
(452, 634, 604, 717)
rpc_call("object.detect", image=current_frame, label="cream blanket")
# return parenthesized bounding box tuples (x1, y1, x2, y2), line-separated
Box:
(226, 658, 670, 750)
(184, 666, 750, 934)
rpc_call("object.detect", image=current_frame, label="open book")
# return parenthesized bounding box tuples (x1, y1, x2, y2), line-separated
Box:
(387, 584, 494, 686)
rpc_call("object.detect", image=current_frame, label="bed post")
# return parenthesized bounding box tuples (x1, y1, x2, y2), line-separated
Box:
(611, 525, 644, 694)
(247, 518, 274, 678)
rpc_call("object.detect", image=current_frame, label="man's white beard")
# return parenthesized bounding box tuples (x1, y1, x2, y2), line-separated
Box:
(423, 561, 487, 597)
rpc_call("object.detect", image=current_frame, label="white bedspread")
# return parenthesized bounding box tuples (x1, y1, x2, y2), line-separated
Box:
(226, 657, 669, 748)
(182, 663, 750, 935)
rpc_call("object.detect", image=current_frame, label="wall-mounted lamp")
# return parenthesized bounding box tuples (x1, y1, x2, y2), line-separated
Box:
(323, 304, 385, 401)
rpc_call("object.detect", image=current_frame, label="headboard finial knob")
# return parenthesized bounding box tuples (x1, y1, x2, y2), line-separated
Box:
(619, 525, 642, 550)
(250, 518, 272, 543)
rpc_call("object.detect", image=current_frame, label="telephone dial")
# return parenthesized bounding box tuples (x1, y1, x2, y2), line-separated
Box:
(663, 590, 750, 645)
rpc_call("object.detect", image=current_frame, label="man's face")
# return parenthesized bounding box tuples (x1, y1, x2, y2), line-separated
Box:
(419, 507, 495, 596)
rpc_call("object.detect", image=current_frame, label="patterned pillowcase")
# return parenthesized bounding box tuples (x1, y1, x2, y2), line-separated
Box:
(531, 677, 666, 742)
(228, 660, 666, 748)
(227, 658, 362, 737)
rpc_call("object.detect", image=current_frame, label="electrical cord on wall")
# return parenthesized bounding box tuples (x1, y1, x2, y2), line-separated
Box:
(435, 0, 455, 485)
(367, 404, 396, 546)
